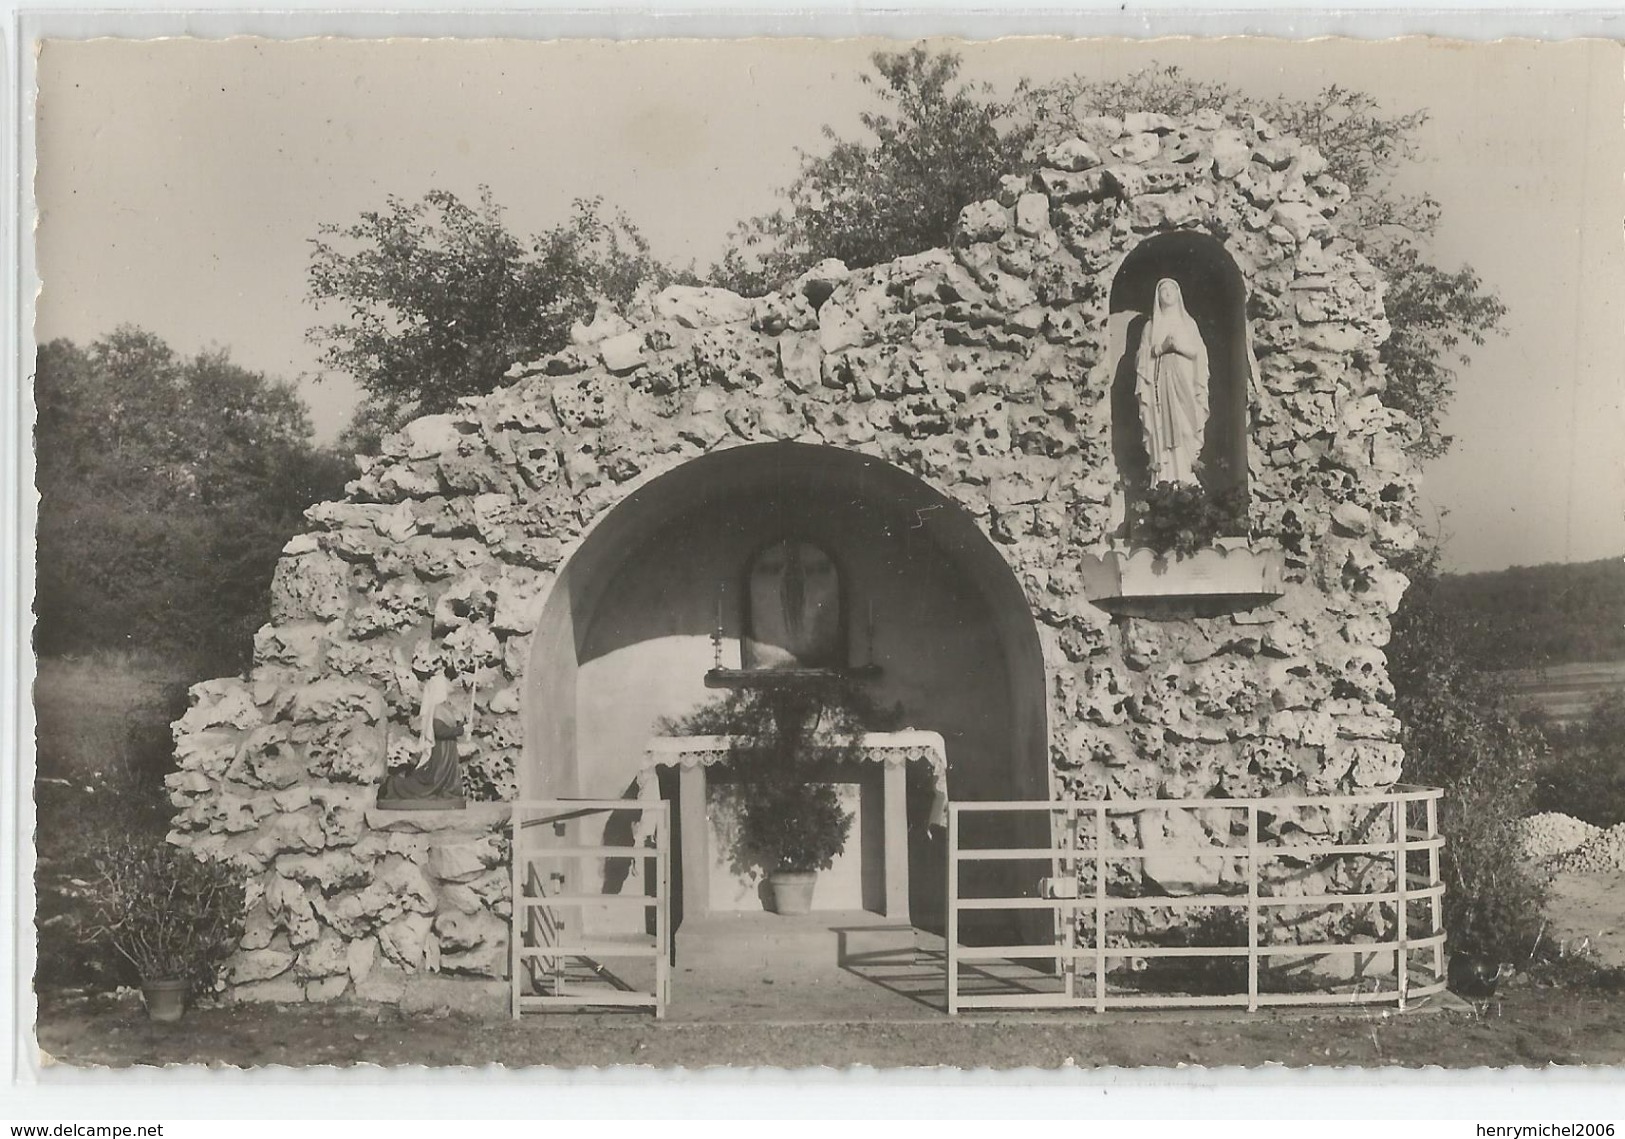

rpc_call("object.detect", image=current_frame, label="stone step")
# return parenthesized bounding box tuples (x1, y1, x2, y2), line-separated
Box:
(674, 910, 927, 969)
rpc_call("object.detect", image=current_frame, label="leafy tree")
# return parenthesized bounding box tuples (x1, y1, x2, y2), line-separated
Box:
(308, 189, 671, 452)
(713, 46, 1035, 294)
(720, 54, 1505, 461)
(1434, 557, 1625, 669)
(34, 330, 350, 670)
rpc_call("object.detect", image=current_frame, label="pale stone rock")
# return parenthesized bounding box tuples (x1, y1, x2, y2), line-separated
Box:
(378, 858, 438, 914)
(354, 962, 407, 1004)
(1137, 808, 1226, 895)
(1109, 132, 1161, 164)
(1072, 115, 1125, 148)
(597, 330, 645, 374)
(654, 285, 753, 329)
(438, 883, 484, 915)
(1014, 193, 1053, 237)
(1042, 137, 1103, 172)
(378, 912, 434, 969)
(282, 532, 321, 557)
(264, 874, 322, 946)
(403, 415, 464, 460)
(1124, 111, 1177, 135)
(433, 909, 506, 953)
(346, 936, 379, 986)
(269, 551, 351, 623)
(305, 975, 350, 1002)
(1330, 502, 1372, 536)
(253, 623, 326, 670)
(230, 978, 306, 1004)
(290, 679, 383, 726)
(1269, 202, 1328, 244)
(232, 947, 295, 984)
(297, 928, 351, 978)
(569, 304, 634, 347)
(957, 200, 1009, 244)
(364, 802, 511, 833)
(428, 836, 503, 884)
(794, 258, 850, 309)
(438, 942, 507, 978)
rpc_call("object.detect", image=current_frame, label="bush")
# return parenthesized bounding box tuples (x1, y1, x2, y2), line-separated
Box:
(738, 778, 854, 874)
(1531, 689, 1625, 828)
(34, 651, 194, 989)
(85, 837, 247, 993)
(1390, 547, 1549, 965)
(661, 679, 895, 877)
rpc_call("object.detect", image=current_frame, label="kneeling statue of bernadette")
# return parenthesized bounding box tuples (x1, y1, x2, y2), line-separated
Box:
(376, 661, 468, 809)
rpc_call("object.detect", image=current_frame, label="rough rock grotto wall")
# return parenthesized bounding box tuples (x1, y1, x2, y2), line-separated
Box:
(169, 109, 1417, 1003)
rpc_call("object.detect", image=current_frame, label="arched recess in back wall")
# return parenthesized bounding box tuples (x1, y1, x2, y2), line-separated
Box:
(521, 441, 1048, 801)
(518, 441, 1051, 929)
(1108, 231, 1252, 524)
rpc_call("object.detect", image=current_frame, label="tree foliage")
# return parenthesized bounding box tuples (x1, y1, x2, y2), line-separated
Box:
(1531, 690, 1625, 829)
(713, 47, 1035, 294)
(308, 189, 671, 452)
(1433, 557, 1625, 670)
(34, 330, 350, 670)
(719, 54, 1505, 460)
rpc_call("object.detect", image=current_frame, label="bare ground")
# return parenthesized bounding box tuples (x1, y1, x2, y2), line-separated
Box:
(30, 982, 1625, 1071)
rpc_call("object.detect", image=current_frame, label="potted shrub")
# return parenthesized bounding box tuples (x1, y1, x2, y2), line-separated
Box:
(664, 678, 888, 915)
(738, 775, 853, 915)
(86, 835, 247, 1022)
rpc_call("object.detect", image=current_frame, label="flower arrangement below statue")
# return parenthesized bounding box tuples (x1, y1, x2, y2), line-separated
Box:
(1130, 481, 1250, 561)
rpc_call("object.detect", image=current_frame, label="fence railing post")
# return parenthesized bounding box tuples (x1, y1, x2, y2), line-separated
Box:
(1396, 792, 1410, 1010)
(945, 805, 959, 1016)
(509, 805, 522, 1020)
(1094, 804, 1107, 1014)
(1247, 803, 1259, 1012)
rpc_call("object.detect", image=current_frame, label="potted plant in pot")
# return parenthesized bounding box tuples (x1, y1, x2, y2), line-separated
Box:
(663, 678, 889, 916)
(738, 773, 853, 915)
(86, 835, 247, 1022)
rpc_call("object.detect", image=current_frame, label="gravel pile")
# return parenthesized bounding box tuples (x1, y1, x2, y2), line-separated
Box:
(1517, 812, 1603, 862)
(1550, 822, 1625, 874)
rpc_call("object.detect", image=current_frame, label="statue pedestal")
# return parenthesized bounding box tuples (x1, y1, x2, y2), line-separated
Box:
(374, 796, 466, 811)
(1080, 538, 1285, 619)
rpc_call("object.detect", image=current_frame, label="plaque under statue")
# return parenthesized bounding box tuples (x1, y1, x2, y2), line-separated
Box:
(375, 661, 470, 810)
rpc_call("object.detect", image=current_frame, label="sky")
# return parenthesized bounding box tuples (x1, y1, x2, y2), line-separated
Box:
(31, 36, 1625, 573)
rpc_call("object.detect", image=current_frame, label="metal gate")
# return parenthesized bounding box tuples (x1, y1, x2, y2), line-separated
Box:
(509, 798, 670, 1018)
(946, 786, 1446, 1013)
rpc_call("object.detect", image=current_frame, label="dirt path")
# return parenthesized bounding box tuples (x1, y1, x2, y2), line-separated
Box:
(31, 985, 1625, 1070)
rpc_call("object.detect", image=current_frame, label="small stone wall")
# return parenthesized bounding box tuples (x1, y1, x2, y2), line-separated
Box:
(169, 109, 1420, 1005)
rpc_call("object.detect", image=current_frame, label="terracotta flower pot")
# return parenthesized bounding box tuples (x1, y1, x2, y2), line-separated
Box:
(766, 870, 818, 915)
(140, 977, 189, 1023)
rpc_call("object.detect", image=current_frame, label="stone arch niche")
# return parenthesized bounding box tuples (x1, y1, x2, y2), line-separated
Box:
(522, 442, 1049, 935)
(1108, 231, 1251, 531)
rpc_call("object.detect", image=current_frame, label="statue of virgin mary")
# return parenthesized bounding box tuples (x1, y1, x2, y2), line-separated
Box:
(1135, 277, 1211, 487)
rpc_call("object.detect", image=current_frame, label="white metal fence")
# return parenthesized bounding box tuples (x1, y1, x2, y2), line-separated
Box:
(946, 785, 1446, 1013)
(508, 798, 671, 1018)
